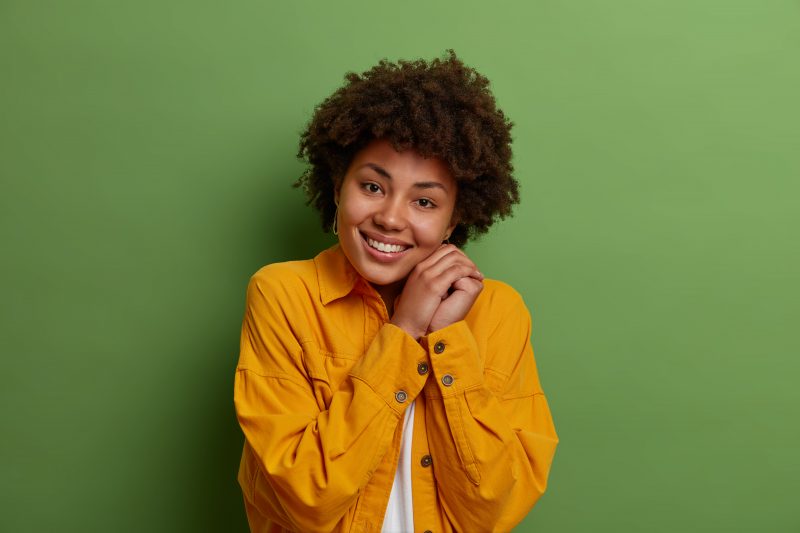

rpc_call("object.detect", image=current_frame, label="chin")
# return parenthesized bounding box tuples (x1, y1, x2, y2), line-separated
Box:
(358, 264, 409, 287)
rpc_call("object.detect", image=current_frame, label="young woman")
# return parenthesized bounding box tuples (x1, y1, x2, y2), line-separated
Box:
(234, 51, 558, 533)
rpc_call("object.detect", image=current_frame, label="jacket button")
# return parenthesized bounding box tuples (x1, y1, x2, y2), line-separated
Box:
(433, 341, 445, 354)
(441, 374, 454, 387)
(417, 362, 429, 375)
(395, 390, 408, 403)
(420, 454, 433, 467)
(424, 530, 433, 533)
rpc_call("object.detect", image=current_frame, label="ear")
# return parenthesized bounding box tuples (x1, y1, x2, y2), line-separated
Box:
(333, 179, 341, 206)
(444, 216, 459, 242)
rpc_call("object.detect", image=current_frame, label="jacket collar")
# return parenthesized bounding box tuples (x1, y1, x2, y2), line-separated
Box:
(314, 244, 363, 305)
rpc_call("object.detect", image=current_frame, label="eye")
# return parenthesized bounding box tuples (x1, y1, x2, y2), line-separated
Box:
(416, 198, 436, 209)
(362, 182, 382, 194)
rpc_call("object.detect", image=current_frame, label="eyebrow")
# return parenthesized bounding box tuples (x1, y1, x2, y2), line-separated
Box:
(360, 163, 449, 192)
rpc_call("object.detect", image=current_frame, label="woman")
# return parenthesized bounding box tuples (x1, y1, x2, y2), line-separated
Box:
(234, 51, 558, 533)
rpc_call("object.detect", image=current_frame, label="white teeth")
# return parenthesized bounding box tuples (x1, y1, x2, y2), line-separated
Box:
(367, 237, 407, 253)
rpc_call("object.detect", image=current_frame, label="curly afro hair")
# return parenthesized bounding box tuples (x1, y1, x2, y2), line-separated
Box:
(295, 50, 519, 247)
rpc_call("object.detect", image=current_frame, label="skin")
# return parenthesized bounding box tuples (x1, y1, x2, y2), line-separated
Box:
(334, 138, 484, 340)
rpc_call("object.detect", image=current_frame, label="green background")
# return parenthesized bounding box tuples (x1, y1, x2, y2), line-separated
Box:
(2, 1, 798, 531)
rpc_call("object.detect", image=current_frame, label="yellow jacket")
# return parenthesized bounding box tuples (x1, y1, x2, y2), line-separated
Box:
(234, 245, 558, 532)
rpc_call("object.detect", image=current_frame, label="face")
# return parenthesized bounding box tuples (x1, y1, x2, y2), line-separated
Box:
(334, 138, 458, 290)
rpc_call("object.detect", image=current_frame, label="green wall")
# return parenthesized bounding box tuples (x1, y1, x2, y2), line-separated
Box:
(2, 1, 798, 531)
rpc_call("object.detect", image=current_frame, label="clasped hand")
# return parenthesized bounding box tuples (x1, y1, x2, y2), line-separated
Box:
(390, 244, 484, 340)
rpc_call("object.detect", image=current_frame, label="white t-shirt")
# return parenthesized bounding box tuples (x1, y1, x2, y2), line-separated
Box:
(381, 399, 416, 532)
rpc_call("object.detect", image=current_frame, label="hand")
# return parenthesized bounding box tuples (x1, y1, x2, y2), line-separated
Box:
(427, 274, 483, 334)
(390, 245, 483, 340)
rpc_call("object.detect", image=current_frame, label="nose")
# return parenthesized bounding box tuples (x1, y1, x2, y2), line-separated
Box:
(373, 198, 407, 232)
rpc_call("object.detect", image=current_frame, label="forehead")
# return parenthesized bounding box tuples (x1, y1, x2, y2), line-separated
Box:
(346, 139, 456, 192)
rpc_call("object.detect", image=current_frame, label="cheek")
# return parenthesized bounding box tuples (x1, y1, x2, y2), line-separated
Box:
(338, 195, 368, 225)
(342, 208, 369, 228)
(414, 218, 450, 246)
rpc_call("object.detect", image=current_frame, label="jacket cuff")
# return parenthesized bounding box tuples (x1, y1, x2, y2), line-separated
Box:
(422, 321, 484, 397)
(348, 323, 430, 415)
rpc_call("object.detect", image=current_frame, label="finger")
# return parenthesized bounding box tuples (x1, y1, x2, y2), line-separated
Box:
(433, 246, 481, 278)
(414, 244, 461, 271)
(424, 251, 479, 281)
(426, 244, 473, 268)
(451, 276, 483, 294)
(431, 264, 482, 296)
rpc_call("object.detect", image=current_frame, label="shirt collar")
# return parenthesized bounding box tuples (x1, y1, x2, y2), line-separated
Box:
(314, 244, 363, 305)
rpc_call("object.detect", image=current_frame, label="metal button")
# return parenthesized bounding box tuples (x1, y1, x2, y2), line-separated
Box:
(441, 374, 454, 386)
(417, 362, 429, 375)
(395, 390, 408, 403)
(433, 341, 445, 354)
(420, 454, 433, 467)
(423, 530, 433, 533)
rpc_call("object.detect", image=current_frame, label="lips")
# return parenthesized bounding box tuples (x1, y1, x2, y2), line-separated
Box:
(366, 237, 408, 253)
(359, 231, 412, 262)
(360, 231, 411, 251)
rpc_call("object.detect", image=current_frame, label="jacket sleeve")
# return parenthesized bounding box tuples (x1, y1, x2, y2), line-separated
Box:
(422, 287, 559, 532)
(234, 270, 428, 532)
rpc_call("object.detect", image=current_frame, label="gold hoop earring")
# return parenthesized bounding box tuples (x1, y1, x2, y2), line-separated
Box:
(332, 206, 339, 236)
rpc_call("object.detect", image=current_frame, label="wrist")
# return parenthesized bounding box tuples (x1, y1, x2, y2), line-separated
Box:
(390, 318, 424, 341)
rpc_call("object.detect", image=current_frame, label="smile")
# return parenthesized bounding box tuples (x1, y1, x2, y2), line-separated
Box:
(366, 237, 409, 253)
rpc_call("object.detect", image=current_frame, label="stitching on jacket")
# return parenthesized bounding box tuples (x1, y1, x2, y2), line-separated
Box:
(452, 393, 481, 485)
(298, 337, 363, 359)
(483, 365, 511, 380)
(501, 391, 545, 401)
(348, 374, 404, 415)
(236, 367, 311, 390)
(319, 349, 362, 361)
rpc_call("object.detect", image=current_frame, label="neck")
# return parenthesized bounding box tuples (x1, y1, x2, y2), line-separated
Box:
(373, 280, 405, 316)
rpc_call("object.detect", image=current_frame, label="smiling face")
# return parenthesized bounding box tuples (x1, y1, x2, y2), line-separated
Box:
(334, 138, 458, 296)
